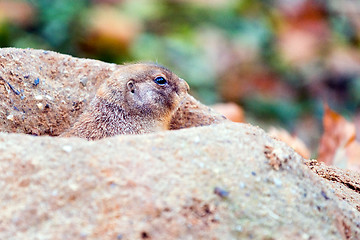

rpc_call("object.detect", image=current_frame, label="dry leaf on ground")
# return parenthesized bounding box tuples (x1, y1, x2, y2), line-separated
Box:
(211, 102, 244, 123)
(268, 127, 311, 159)
(318, 104, 360, 171)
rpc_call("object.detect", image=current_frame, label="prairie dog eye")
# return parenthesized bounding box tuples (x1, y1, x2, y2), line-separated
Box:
(154, 76, 167, 86)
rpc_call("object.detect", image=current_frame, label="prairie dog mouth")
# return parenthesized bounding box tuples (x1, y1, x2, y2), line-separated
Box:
(179, 93, 188, 105)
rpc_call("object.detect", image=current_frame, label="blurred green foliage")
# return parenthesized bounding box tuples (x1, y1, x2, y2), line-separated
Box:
(1, 0, 360, 137)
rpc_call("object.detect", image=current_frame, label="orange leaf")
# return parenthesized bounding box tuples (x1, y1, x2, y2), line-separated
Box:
(268, 127, 311, 159)
(211, 102, 244, 123)
(318, 104, 356, 167)
(345, 139, 360, 172)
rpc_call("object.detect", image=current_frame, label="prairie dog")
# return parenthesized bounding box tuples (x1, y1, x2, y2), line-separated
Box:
(61, 63, 189, 140)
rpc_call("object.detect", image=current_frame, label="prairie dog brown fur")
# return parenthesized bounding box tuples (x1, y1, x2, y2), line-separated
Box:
(61, 63, 189, 140)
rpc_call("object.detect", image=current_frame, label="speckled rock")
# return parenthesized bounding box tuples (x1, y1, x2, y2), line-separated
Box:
(305, 159, 360, 212)
(1, 122, 360, 239)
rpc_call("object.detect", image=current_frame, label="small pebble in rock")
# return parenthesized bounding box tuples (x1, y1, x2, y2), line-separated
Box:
(251, 171, 256, 176)
(239, 182, 246, 189)
(45, 95, 53, 101)
(33, 78, 40, 86)
(80, 77, 88, 87)
(6, 114, 14, 121)
(273, 178, 282, 187)
(62, 145, 73, 153)
(117, 234, 123, 239)
(302, 233, 310, 239)
(51, 190, 58, 196)
(321, 190, 329, 200)
(35, 95, 43, 100)
(193, 135, 200, 143)
(214, 186, 229, 198)
(36, 103, 44, 110)
(211, 214, 220, 222)
(69, 183, 79, 191)
(235, 225, 243, 232)
(192, 159, 204, 168)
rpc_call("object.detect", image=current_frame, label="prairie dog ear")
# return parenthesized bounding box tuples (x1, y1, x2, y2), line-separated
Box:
(127, 80, 135, 93)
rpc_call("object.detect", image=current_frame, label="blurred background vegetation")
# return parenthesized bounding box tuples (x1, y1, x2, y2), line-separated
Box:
(1, 0, 360, 152)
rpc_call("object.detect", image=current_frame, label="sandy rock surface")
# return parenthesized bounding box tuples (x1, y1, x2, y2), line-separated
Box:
(0, 48, 116, 136)
(1, 122, 360, 240)
(305, 159, 360, 212)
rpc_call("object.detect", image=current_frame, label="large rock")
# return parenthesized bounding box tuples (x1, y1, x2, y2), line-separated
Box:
(1, 123, 360, 239)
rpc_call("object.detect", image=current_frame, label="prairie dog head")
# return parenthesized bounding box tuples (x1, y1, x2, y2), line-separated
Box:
(96, 63, 189, 119)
